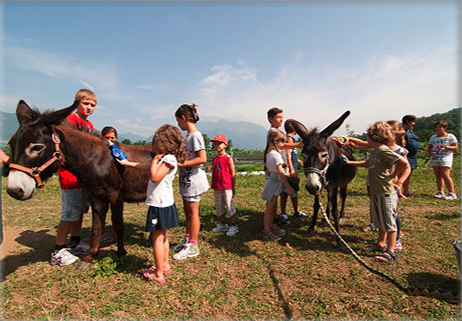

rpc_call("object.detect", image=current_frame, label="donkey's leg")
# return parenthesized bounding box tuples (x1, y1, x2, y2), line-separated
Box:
(111, 196, 127, 257)
(77, 200, 108, 270)
(308, 196, 320, 235)
(329, 188, 340, 234)
(339, 186, 348, 222)
(329, 188, 345, 248)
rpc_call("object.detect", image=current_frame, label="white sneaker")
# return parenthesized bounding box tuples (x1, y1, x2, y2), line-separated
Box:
(173, 243, 200, 260)
(50, 248, 79, 266)
(226, 225, 239, 236)
(212, 224, 228, 233)
(173, 237, 187, 252)
(445, 193, 458, 200)
(294, 211, 310, 218)
(435, 191, 445, 199)
(69, 242, 90, 255)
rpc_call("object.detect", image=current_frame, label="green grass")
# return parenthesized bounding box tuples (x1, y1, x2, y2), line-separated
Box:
(1, 158, 460, 319)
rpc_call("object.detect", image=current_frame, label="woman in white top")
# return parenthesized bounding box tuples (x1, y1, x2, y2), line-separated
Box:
(427, 120, 458, 200)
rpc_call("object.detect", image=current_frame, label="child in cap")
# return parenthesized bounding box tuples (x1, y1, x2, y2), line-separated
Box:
(210, 134, 238, 236)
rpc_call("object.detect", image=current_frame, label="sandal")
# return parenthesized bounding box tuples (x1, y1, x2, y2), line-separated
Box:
(362, 223, 377, 232)
(364, 243, 386, 252)
(143, 268, 166, 284)
(375, 251, 397, 263)
(146, 265, 172, 275)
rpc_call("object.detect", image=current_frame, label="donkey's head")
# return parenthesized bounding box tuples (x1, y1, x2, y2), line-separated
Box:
(6, 100, 79, 200)
(291, 111, 350, 194)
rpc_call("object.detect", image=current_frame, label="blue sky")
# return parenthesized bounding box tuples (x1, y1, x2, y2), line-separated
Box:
(1, 1, 460, 139)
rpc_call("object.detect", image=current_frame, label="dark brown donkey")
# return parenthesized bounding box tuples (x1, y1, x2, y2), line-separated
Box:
(6, 100, 151, 270)
(291, 111, 357, 243)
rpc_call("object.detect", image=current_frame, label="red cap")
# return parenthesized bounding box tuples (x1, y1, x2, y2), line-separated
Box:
(210, 133, 228, 145)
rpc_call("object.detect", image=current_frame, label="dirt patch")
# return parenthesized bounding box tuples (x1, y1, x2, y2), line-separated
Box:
(0, 226, 57, 280)
(1, 225, 51, 259)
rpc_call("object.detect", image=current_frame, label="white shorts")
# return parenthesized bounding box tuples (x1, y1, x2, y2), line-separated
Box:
(183, 195, 201, 202)
(430, 157, 453, 168)
(61, 188, 89, 222)
(214, 189, 236, 218)
(261, 173, 283, 202)
(370, 192, 398, 232)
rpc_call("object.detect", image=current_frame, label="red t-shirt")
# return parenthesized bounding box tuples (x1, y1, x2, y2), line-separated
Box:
(211, 154, 234, 190)
(58, 113, 94, 190)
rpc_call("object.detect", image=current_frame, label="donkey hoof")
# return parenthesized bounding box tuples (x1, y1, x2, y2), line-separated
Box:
(307, 228, 316, 236)
(75, 261, 92, 271)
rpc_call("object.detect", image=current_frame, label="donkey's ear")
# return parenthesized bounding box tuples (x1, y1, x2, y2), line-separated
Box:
(16, 100, 40, 125)
(292, 120, 309, 139)
(320, 111, 351, 138)
(44, 100, 80, 125)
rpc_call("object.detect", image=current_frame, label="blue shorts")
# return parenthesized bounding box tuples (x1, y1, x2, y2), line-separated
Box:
(408, 156, 417, 169)
(282, 178, 300, 193)
(146, 204, 179, 232)
(61, 189, 89, 222)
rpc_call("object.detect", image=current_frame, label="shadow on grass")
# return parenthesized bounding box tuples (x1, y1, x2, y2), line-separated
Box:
(0, 222, 154, 280)
(424, 212, 460, 221)
(406, 272, 461, 293)
(205, 207, 368, 319)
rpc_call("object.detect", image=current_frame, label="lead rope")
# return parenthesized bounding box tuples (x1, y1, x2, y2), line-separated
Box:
(316, 192, 460, 304)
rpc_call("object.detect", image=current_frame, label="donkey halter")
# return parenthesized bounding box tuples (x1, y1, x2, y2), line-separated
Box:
(303, 153, 330, 186)
(8, 128, 64, 188)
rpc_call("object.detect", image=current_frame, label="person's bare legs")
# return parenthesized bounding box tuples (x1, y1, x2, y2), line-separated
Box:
(184, 200, 200, 242)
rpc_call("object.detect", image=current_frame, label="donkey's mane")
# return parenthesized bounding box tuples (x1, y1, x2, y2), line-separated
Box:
(306, 127, 328, 151)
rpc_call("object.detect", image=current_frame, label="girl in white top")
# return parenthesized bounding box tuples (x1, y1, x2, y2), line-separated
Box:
(118, 125, 186, 284)
(173, 103, 210, 260)
(261, 129, 295, 241)
(427, 120, 458, 200)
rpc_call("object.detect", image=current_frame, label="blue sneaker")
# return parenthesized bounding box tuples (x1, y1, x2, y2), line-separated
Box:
(279, 213, 290, 225)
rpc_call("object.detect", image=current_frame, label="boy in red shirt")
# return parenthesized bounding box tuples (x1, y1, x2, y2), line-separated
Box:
(51, 89, 97, 266)
(210, 134, 238, 236)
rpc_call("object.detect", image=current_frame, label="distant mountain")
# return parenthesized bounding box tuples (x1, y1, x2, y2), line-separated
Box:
(118, 132, 148, 143)
(145, 119, 268, 150)
(0, 110, 268, 149)
(0, 111, 19, 144)
(198, 119, 267, 150)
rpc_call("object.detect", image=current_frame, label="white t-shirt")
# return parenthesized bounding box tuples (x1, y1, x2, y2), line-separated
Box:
(179, 130, 210, 196)
(266, 150, 284, 174)
(429, 133, 458, 162)
(145, 154, 177, 208)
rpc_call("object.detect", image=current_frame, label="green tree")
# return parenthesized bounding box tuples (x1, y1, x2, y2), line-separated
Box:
(133, 140, 147, 145)
(202, 133, 211, 150)
(226, 139, 233, 153)
(121, 139, 132, 145)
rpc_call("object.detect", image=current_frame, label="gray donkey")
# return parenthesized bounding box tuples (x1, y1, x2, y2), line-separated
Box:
(291, 111, 357, 244)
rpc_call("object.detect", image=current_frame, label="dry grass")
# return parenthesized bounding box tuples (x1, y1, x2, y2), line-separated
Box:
(1, 159, 460, 319)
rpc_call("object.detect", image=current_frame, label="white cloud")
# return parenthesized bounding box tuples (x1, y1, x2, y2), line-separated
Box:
(195, 42, 458, 135)
(2, 39, 457, 139)
(6, 44, 118, 94)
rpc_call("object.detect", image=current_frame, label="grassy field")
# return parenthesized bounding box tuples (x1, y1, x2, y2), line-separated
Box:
(1, 158, 460, 319)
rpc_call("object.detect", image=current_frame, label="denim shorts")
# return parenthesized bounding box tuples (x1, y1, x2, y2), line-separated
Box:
(61, 189, 90, 222)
